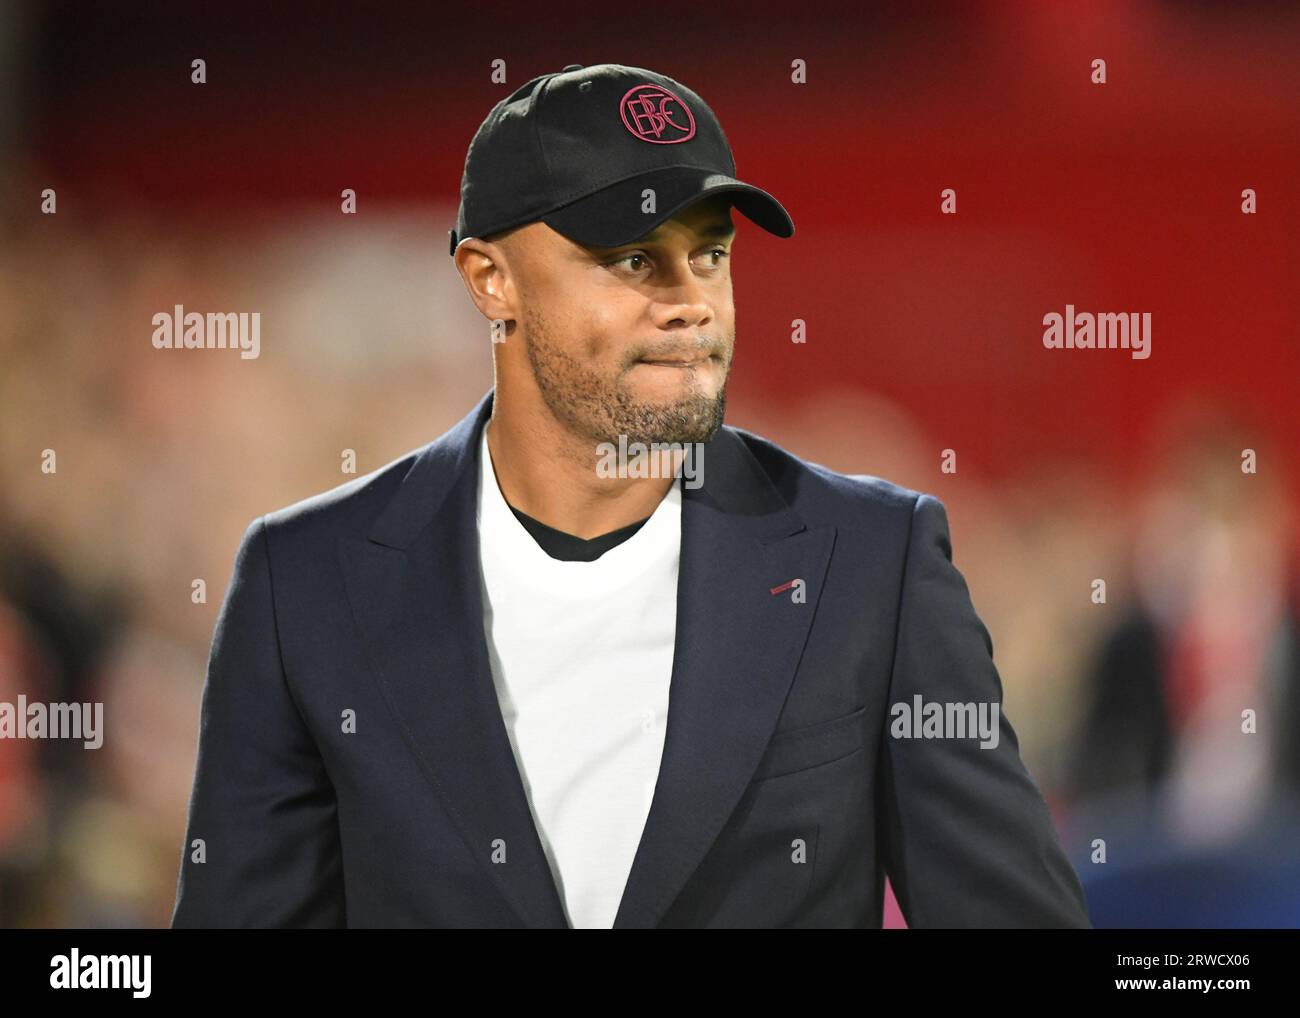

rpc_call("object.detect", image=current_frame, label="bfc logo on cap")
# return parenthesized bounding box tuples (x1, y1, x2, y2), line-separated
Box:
(619, 84, 696, 144)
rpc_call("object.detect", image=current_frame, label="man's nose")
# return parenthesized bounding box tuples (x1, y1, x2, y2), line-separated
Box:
(654, 269, 713, 330)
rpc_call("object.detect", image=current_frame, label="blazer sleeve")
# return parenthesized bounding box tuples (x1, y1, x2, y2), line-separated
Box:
(171, 516, 346, 928)
(876, 494, 1091, 928)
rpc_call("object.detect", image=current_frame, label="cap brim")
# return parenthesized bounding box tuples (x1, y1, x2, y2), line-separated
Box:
(541, 166, 794, 248)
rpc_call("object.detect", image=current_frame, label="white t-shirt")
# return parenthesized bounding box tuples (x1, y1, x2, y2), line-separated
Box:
(475, 423, 682, 928)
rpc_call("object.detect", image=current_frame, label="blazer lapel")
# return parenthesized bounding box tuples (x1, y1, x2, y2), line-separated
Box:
(611, 420, 836, 928)
(340, 389, 570, 928)
(341, 387, 836, 930)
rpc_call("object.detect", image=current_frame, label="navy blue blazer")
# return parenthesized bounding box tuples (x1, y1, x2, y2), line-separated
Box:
(171, 387, 1091, 928)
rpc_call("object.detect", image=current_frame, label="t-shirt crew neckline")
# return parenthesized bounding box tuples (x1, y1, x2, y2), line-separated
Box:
(476, 421, 683, 597)
(508, 503, 651, 562)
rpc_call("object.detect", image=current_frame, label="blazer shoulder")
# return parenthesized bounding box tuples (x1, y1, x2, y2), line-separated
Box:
(257, 440, 433, 545)
(726, 425, 931, 530)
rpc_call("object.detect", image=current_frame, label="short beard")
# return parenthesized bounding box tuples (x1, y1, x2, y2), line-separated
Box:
(521, 303, 728, 447)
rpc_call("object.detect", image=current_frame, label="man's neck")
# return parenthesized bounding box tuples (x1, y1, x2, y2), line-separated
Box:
(485, 410, 676, 541)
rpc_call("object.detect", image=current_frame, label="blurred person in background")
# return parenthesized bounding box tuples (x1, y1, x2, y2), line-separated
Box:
(1065, 402, 1300, 926)
(0, 529, 125, 926)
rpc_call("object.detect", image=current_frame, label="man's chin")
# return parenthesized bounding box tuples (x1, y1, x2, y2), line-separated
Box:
(609, 390, 726, 447)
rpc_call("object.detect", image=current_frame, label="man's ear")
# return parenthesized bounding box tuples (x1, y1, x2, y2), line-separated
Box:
(453, 238, 517, 325)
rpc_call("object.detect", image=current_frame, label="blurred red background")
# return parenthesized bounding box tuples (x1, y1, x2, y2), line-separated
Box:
(22, 0, 1299, 491)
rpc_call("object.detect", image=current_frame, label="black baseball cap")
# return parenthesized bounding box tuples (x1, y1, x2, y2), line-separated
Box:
(449, 63, 794, 256)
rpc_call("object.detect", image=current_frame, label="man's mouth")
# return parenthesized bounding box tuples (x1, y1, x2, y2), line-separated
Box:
(636, 353, 716, 368)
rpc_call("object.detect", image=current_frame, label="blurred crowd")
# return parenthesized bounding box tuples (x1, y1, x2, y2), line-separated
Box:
(0, 172, 490, 925)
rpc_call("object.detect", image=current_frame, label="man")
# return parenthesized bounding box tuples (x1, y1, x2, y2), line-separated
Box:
(171, 63, 1091, 928)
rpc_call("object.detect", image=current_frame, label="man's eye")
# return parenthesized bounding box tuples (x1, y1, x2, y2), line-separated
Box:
(607, 249, 727, 272)
(610, 253, 648, 271)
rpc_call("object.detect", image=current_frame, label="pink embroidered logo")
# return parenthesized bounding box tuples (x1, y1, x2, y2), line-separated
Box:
(619, 84, 697, 144)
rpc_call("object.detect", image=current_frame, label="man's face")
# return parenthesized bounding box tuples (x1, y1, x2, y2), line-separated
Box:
(497, 194, 737, 447)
